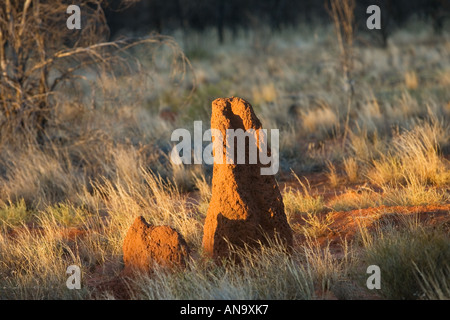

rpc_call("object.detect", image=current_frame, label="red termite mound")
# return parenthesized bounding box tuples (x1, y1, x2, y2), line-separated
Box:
(202, 97, 293, 259)
(123, 216, 190, 274)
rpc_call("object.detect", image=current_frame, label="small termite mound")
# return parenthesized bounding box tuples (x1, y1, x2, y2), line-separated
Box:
(123, 216, 190, 275)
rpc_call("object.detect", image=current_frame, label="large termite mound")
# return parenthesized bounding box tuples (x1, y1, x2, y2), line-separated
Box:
(123, 216, 190, 274)
(202, 97, 293, 259)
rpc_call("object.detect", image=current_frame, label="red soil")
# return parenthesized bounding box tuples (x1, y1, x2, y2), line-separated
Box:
(293, 204, 450, 246)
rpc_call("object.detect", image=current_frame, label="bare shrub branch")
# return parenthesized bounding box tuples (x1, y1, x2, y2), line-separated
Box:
(0, 0, 192, 145)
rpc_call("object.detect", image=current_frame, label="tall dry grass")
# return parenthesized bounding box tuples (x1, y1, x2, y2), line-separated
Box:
(0, 16, 449, 300)
(360, 220, 450, 300)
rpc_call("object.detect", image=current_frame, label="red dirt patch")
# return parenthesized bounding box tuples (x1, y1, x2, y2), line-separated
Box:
(293, 204, 450, 246)
(59, 227, 86, 241)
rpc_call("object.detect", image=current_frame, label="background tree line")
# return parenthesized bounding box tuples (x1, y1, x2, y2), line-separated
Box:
(105, 0, 450, 45)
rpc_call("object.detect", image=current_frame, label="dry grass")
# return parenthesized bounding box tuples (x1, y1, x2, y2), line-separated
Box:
(301, 105, 338, 136)
(361, 223, 450, 300)
(367, 122, 450, 188)
(326, 161, 340, 188)
(130, 235, 357, 300)
(405, 71, 419, 90)
(328, 188, 381, 212)
(301, 213, 335, 239)
(283, 173, 325, 229)
(343, 157, 359, 183)
(0, 17, 449, 300)
(132, 239, 317, 300)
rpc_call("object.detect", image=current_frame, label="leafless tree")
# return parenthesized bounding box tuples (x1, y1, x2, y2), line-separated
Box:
(0, 0, 190, 144)
(327, 0, 356, 145)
